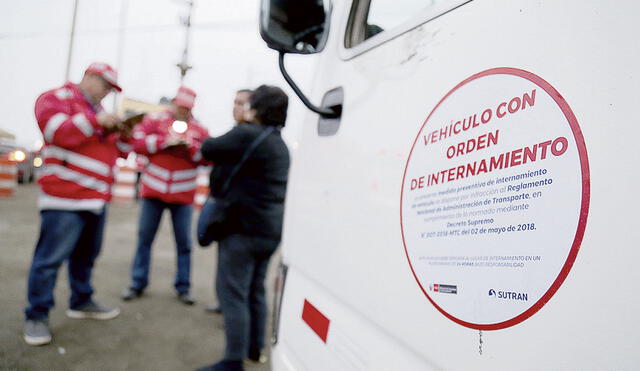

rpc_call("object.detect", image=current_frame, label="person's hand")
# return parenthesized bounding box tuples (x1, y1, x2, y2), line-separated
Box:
(243, 108, 255, 123)
(114, 112, 144, 138)
(163, 135, 187, 149)
(96, 112, 121, 132)
(119, 124, 133, 140)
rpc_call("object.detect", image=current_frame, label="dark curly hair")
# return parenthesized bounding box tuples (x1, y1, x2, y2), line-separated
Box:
(250, 85, 288, 127)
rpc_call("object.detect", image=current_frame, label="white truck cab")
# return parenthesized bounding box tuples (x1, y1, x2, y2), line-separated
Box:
(260, 1, 640, 369)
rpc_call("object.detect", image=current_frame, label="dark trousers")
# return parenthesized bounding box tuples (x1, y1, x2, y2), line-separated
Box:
(217, 234, 279, 361)
(25, 208, 107, 320)
(129, 198, 193, 294)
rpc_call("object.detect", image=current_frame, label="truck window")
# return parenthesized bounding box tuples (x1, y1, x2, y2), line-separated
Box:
(345, 0, 469, 51)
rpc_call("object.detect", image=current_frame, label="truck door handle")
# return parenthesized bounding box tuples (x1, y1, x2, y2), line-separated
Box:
(317, 87, 344, 137)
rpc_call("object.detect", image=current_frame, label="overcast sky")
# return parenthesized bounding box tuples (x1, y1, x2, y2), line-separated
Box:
(0, 0, 315, 149)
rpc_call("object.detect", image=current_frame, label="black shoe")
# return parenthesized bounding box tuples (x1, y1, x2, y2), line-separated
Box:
(246, 348, 267, 365)
(121, 287, 142, 301)
(205, 304, 222, 314)
(178, 292, 196, 305)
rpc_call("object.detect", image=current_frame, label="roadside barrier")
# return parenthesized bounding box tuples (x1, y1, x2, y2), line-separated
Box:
(0, 154, 17, 197)
(112, 165, 137, 204)
(194, 166, 211, 209)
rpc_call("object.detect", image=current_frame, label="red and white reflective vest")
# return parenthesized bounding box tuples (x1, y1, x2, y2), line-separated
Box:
(132, 110, 209, 205)
(35, 83, 132, 210)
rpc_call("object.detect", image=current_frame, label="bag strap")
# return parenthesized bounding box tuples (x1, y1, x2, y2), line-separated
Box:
(219, 126, 275, 196)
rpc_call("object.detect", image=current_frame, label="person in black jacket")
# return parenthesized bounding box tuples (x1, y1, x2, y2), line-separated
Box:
(198, 85, 290, 371)
(203, 88, 253, 314)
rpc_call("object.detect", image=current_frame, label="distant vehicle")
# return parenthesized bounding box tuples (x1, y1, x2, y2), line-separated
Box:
(259, 1, 640, 370)
(13, 148, 38, 184)
(19, 149, 41, 183)
(0, 139, 38, 184)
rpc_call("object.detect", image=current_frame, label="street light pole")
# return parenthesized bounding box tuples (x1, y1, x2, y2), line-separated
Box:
(113, 0, 129, 112)
(176, 0, 194, 82)
(65, 0, 79, 81)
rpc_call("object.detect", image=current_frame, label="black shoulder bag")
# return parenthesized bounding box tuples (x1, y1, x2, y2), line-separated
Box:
(197, 126, 275, 246)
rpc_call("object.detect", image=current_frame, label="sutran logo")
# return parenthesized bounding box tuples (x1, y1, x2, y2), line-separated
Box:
(488, 289, 528, 301)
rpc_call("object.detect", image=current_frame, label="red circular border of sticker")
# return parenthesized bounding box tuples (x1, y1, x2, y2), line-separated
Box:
(400, 67, 590, 330)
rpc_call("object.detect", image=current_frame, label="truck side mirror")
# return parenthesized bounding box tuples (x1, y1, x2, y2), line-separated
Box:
(260, 0, 341, 119)
(260, 0, 330, 54)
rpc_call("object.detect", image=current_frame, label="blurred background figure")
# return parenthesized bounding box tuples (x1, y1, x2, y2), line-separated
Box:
(122, 86, 208, 305)
(24, 62, 128, 346)
(197, 85, 290, 371)
(204, 88, 254, 314)
(233, 89, 253, 125)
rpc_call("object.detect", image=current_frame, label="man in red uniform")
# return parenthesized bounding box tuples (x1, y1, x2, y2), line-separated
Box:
(122, 86, 208, 305)
(24, 62, 130, 346)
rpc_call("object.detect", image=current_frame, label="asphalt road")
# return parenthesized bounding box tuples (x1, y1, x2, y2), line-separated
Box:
(0, 184, 274, 371)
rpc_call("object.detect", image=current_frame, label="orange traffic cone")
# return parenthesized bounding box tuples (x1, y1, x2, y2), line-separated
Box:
(112, 165, 137, 204)
(0, 154, 17, 197)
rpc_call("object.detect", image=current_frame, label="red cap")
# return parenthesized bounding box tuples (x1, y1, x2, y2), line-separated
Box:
(173, 86, 196, 109)
(85, 62, 122, 92)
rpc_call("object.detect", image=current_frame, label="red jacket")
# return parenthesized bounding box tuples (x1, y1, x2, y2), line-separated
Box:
(132, 110, 208, 204)
(35, 82, 132, 210)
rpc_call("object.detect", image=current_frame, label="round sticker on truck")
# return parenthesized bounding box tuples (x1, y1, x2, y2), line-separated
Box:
(400, 68, 590, 330)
